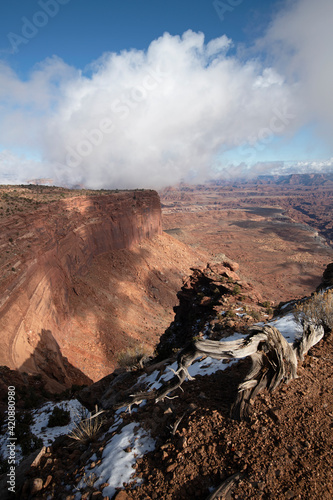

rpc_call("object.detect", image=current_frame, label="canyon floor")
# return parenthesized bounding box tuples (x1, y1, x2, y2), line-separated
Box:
(160, 178, 333, 304)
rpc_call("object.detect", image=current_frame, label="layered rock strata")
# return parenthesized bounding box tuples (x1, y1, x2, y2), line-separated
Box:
(0, 190, 162, 390)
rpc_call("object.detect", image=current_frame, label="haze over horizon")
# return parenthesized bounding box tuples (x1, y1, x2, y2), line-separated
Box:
(0, 0, 332, 189)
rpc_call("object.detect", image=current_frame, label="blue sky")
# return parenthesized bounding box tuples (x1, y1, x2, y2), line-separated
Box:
(0, 0, 332, 187)
(0, 0, 277, 72)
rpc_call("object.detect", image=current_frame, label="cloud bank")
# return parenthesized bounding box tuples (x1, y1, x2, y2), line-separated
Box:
(262, 0, 333, 145)
(0, 0, 332, 188)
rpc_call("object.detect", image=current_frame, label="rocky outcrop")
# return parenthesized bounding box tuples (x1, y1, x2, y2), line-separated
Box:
(317, 262, 333, 290)
(156, 261, 264, 359)
(0, 190, 162, 390)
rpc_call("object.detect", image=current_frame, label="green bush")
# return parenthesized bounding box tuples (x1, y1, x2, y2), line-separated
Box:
(262, 301, 271, 308)
(225, 310, 236, 319)
(249, 309, 261, 321)
(47, 406, 71, 428)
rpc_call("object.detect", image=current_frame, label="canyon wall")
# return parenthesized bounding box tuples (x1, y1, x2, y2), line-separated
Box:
(0, 190, 162, 390)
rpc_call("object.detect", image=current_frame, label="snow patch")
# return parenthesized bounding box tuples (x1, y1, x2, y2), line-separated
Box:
(93, 422, 155, 498)
(30, 400, 86, 447)
(0, 399, 86, 466)
(268, 312, 303, 343)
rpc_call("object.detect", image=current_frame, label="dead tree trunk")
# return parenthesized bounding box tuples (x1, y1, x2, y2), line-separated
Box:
(116, 323, 324, 419)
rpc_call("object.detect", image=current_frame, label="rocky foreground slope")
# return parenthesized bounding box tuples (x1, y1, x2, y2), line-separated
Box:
(1, 262, 332, 500)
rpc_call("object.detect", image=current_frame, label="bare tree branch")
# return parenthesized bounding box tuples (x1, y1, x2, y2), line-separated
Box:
(115, 322, 324, 419)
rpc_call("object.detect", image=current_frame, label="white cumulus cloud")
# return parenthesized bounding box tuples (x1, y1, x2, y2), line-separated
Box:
(1, 1, 332, 189)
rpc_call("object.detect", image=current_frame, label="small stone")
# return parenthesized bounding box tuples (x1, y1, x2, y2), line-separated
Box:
(31, 478, 43, 494)
(99, 482, 109, 489)
(31, 447, 46, 467)
(44, 475, 53, 488)
(166, 463, 177, 473)
(43, 458, 53, 469)
(114, 491, 130, 499)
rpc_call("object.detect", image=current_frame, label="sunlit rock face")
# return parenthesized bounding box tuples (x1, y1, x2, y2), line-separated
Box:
(0, 190, 162, 390)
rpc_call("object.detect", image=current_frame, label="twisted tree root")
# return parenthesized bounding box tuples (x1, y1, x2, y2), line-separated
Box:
(115, 323, 324, 419)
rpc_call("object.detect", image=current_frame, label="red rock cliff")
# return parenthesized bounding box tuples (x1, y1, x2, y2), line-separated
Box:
(0, 190, 162, 390)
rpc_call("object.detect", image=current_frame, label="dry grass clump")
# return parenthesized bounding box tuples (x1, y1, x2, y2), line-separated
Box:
(117, 344, 153, 370)
(68, 406, 105, 443)
(293, 289, 333, 331)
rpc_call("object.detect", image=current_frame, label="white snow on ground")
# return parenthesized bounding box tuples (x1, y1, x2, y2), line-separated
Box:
(0, 399, 85, 466)
(30, 399, 86, 447)
(93, 422, 155, 498)
(268, 312, 303, 344)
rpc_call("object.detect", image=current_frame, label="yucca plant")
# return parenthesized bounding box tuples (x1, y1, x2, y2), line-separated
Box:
(68, 405, 105, 442)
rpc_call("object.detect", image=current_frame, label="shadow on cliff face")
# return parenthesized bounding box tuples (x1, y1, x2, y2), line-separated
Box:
(64, 233, 202, 382)
(18, 329, 92, 394)
(5, 191, 200, 386)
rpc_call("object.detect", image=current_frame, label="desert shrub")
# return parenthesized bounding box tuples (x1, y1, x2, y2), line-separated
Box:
(68, 406, 105, 443)
(293, 289, 333, 331)
(117, 344, 152, 369)
(225, 310, 236, 319)
(47, 406, 71, 428)
(262, 301, 271, 308)
(249, 309, 261, 321)
(232, 284, 241, 296)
